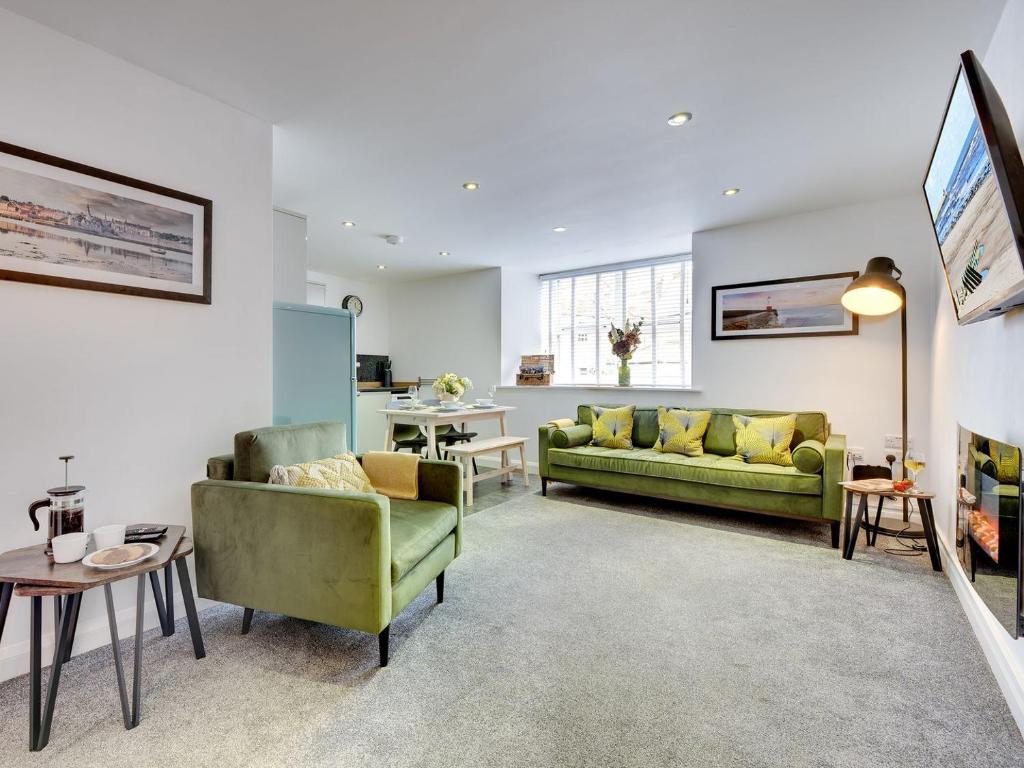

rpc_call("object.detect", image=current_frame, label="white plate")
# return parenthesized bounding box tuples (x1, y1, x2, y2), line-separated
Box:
(83, 542, 160, 570)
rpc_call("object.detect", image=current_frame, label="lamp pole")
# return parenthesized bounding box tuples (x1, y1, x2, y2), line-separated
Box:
(899, 290, 909, 523)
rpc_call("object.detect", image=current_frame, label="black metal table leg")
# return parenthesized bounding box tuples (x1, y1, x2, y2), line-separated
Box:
(175, 558, 206, 659)
(148, 570, 169, 636)
(52, 597, 61, 659)
(842, 490, 853, 556)
(29, 596, 41, 751)
(62, 591, 82, 664)
(918, 498, 943, 572)
(845, 495, 868, 560)
(36, 591, 81, 751)
(132, 575, 145, 727)
(0, 582, 12, 647)
(103, 584, 132, 730)
(164, 563, 175, 636)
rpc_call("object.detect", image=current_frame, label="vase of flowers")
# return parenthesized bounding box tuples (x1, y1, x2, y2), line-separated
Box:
(608, 318, 643, 387)
(433, 372, 472, 402)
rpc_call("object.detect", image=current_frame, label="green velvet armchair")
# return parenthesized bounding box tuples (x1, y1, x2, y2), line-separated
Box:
(191, 421, 463, 666)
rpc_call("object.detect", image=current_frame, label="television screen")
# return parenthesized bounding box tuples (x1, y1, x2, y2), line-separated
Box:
(923, 50, 1024, 324)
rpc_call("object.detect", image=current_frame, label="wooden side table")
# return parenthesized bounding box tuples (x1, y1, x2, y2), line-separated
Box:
(839, 479, 942, 571)
(0, 526, 205, 751)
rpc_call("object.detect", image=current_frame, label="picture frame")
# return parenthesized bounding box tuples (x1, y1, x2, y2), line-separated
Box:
(0, 140, 212, 304)
(711, 271, 859, 340)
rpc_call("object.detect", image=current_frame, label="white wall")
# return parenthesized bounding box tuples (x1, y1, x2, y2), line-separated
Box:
(0, 10, 273, 681)
(929, 0, 1024, 731)
(306, 269, 391, 355)
(500, 195, 937, 459)
(273, 209, 307, 303)
(499, 267, 542, 385)
(389, 268, 502, 434)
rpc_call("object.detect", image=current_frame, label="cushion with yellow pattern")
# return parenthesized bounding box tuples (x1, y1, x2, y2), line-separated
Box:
(732, 414, 797, 466)
(988, 441, 1021, 484)
(590, 405, 636, 449)
(268, 453, 375, 493)
(653, 407, 711, 456)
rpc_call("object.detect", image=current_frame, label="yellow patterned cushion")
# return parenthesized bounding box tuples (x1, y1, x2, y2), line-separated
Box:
(653, 407, 711, 456)
(988, 442, 1020, 484)
(268, 453, 375, 493)
(590, 405, 636, 449)
(732, 414, 797, 466)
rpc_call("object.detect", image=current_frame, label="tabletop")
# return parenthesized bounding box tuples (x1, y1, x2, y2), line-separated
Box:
(378, 404, 515, 419)
(0, 526, 189, 592)
(839, 479, 934, 500)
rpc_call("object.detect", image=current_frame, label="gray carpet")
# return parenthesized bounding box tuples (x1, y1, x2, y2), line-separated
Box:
(1, 484, 1022, 767)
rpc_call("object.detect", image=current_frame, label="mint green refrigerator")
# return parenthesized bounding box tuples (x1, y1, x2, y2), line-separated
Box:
(272, 302, 357, 450)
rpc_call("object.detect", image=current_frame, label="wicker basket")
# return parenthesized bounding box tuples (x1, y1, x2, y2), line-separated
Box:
(518, 354, 554, 386)
(516, 372, 552, 386)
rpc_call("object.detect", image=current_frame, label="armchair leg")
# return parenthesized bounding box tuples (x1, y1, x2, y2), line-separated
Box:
(436, 571, 444, 604)
(829, 521, 840, 549)
(541, 477, 548, 496)
(378, 625, 390, 668)
(241, 607, 254, 635)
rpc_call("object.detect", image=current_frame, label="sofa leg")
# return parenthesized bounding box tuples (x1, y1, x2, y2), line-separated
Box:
(541, 477, 547, 496)
(378, 625, 390, 668)
(436, 571, 445, 604)
(829, 521, 840, 549)
(241, 607, 254, 635)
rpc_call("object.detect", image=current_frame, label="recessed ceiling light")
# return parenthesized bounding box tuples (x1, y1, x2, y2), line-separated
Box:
(722, 187, 741, 197)
(342, 220, 355, 228)
(439, 251, 450, 256)
(462, 181, 479, 191)
(377, 264, 387, 271)
(552, 226, 567, 233)
(666, 111, 693, 127)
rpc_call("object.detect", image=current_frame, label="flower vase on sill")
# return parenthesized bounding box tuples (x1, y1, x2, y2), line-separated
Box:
(608, 318, 643, 388)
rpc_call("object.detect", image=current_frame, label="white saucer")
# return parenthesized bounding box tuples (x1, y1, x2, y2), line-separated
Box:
(83, 542, 159, 570)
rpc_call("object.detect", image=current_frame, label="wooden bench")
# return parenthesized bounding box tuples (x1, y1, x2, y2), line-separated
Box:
(445, 436, 529, 506)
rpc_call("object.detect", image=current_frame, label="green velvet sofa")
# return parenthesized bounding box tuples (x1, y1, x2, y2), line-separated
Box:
(191, 421, 462, 666)
(539, 405, 846, 546)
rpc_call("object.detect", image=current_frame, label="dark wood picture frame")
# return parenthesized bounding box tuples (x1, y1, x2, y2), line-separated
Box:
(711, 271, 859, 340)
(0, 140, 212, 304)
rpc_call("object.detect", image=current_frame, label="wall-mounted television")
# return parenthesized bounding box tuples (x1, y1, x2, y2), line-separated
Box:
(923, 50, 1024, 324)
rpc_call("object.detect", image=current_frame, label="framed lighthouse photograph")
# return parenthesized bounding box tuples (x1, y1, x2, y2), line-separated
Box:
(711, 272, 859, 340)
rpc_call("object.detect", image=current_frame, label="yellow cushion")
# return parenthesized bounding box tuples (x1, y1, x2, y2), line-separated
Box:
(590, 405, 636, 449)
(732, 414, 796, 466)
(361, 451, 420, 500)
(268, 452, 375, 493)
(988, 441, 1020, 484)
(653, 407, 711, 456)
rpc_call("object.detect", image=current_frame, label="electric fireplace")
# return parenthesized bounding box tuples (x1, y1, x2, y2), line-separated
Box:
(956, 425, 1023, 637)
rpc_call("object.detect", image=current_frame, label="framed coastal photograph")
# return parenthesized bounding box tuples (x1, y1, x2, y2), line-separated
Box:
(711, 272, 859, 340)
(0, 141, 211, 303)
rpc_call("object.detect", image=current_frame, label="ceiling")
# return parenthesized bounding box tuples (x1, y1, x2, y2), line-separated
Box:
(0, 0, 1006, 281)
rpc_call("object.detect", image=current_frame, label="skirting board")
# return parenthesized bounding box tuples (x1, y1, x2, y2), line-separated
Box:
(936, 528, 1024, 737)
(0, 593, 217, 683)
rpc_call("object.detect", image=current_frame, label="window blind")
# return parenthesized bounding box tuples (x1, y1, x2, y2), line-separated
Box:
(539, 255, 692, 387)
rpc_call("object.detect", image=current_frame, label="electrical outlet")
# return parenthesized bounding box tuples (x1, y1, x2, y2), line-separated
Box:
(884, 434, 904, 451)
(847, 447, 865, 465)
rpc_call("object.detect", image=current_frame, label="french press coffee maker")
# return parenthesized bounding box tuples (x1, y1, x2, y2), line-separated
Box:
(28, 456, 85, 555)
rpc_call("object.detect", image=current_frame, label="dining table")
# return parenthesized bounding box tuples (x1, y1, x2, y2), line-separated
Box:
(378, 403, 515, 460)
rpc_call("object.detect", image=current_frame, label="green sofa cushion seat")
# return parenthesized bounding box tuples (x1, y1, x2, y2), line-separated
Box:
(547, 446, 822, 495)
(389, 499, 458, 584)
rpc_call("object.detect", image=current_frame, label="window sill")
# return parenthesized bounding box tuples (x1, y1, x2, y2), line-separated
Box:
(496, 384, 701, 393)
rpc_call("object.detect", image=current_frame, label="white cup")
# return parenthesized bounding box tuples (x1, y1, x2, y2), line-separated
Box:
(52, 532, 89, 564)
(93, 524, 127, 550)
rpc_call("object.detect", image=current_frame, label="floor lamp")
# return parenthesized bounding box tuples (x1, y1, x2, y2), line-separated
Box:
(841, 257, 910, 523)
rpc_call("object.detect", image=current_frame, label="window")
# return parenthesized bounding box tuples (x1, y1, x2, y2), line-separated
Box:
(539, 255, 692, 387)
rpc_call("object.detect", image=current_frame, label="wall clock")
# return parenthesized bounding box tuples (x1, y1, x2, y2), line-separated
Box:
(342, 294, 363, 316)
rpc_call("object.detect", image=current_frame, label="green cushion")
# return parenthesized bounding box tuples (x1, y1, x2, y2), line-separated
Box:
(234, 422, 349, 483)
(552, 424, 592, 448)
(389, 499, 458, 584)
(792, 440, 825, 474)
(547, 446, 822, 495)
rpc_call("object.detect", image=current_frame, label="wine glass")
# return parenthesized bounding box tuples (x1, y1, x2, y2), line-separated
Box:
(904, 450, 927, 491)
(407, 385, 420, 406)
(488, 384, 497, 401)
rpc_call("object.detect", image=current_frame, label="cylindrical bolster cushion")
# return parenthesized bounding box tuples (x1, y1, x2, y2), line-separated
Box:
(551, 424, 593, 449)
(792, 440, 825, 474)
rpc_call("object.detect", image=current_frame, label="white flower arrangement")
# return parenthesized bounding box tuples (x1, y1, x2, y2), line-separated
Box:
(433, 372, 472, 399)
